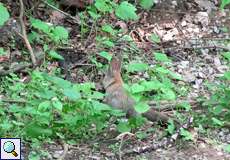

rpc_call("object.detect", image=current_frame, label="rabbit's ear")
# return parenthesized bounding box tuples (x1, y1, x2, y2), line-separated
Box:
(110, 55, 122, 72)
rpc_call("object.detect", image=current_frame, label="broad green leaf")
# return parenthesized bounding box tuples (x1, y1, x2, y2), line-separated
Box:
(220, 0, 230, 9)
(38, 101, 51, 112)
(25, 122, 52, 138)
(63, 88, 81, 101)
(30, 18, 50, 34)
(115, 1, 139, 21)
(150, 34, 160, 43)
(45, 74, 72, 89)
(95, 0, 113, 13)
(136, 131, 148, 139)
(212, 117, 224, 126)
(166, 119, 175, 134)
(88, 91, 104, 99)
(224, 71, 230, 80)
(0, 47, 7, 56)
(92, 101, 111, 111)
(180, 128, 193, 141)
(140, 0, 154, 10)
(48, 50, 64, 60)
(178, 102, 191, 112)
(73, 82, 95, 93)
(88, 10, 101, 19)
(161, 88, 176, 100)
(134, 102, 150, 113)
(222, 51, 230, 61)
(52, 26, 69, 41)
(155, 66, 170, 74)
(117, 121, 131, 133)
(127, 62, 148, 72)
(223, 144, 230, 153)
(141, 80, 162, 91)
(169, 71, 183, 80)
(99, 51, 112, 61)
(212, 105, 224, 115)
(102, 24, 116, 35)
(154, 52, 171, 62)
(0, 3, 10, 26)
(52, 98, 63, 111)
(130, 83, 145, 93)
(102, 39, 115, 48)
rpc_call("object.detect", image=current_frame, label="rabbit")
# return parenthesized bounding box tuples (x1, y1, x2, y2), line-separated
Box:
(103, 54, 173, 124)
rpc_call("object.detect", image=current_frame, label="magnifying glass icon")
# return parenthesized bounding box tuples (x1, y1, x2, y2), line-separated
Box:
(3, 141, 18, 157)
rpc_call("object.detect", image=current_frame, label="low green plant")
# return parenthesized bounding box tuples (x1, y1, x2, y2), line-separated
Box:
(0, 71, 126, 140)
(0, 3, 10, 26)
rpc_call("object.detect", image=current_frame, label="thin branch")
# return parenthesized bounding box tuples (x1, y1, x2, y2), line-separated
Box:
(42, 0, 87, 26)
(19, 0, 37, 66)
(0, 63, 31, 76)
(57, 142, 69, 160)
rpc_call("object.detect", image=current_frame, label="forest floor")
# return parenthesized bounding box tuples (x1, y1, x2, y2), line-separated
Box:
(1, 0, 230, 159)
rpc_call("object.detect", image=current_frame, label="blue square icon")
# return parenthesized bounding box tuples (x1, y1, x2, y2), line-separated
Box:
(0, 138, 21, 160)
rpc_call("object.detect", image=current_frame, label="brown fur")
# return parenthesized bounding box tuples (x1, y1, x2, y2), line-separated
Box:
(103, 55, 172, 123)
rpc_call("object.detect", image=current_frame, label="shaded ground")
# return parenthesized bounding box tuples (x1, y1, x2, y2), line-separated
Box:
(1, 0, 230, 159)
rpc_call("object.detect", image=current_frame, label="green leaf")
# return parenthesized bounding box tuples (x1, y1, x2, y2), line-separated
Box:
(30, 18, 50, 34)
(115, 1, 139, 21)
(141, 80, 162, 91)
(88, 10, 101, 19)
(0, 3, 10, 26)
(169, 71, 183, 80)
(154, 52, 171, 62)
(220, 0, 230, 9)
(102, 39, 115, 48)
(117, 121, 131, 133)
(180, 128, 193, 141)
(102, 24, 116, 35)
(178, 102, 191, 112)
(136, 131, 148, 139)
(63, 88, 81, 101)
(38, 101, 51, 112)
(73, 82, 95, 93)
(95, 0, 113, 13)
(222, 52, 230, 61)
(212, 117, 224, 126)
(25, 122, 52, 138)
(223, 71, 230, 80)
(161, 88, 176, 100)
(99, 51, 112, 61)
(140, 0, 154, 10)
(155, 66, 170, 74)
(92, 101, 111, 111)
(150, 34, 160, 43)
(134, 102, 150, 113)
(166, 119, 175, 134)
(48, 50, 64, 60)
(52, 26, 69, 41)
(130, 83, 145, 93)
(0, 47, 7, 56)
(127, 62, 148, 72)
(52, 98, 63, 111)
(223, 144, 230, 153)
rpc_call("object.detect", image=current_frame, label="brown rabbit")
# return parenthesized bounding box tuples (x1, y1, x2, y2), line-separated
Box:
(103, 55, 172, 124)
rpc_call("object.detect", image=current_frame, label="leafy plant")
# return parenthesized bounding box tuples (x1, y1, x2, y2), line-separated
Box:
(0, 3, 10, 26)
(220, 0, 230, 9)
(0, 71, 126, 140)
(115, 1, 139, 21)
(140, 0, 155, 10)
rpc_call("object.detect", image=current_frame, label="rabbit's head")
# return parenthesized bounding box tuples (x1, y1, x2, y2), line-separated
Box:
(103, 54, 123, 89)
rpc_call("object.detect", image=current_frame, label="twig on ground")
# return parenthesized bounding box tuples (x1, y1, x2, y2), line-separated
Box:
(58, 142, 69, 160)
(0, 99, 26, 103)
(42, 0, 87, 26)
(0, 63, 31, 76)
(19, 0, 37, 66)
(121, 117, 193, 156)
